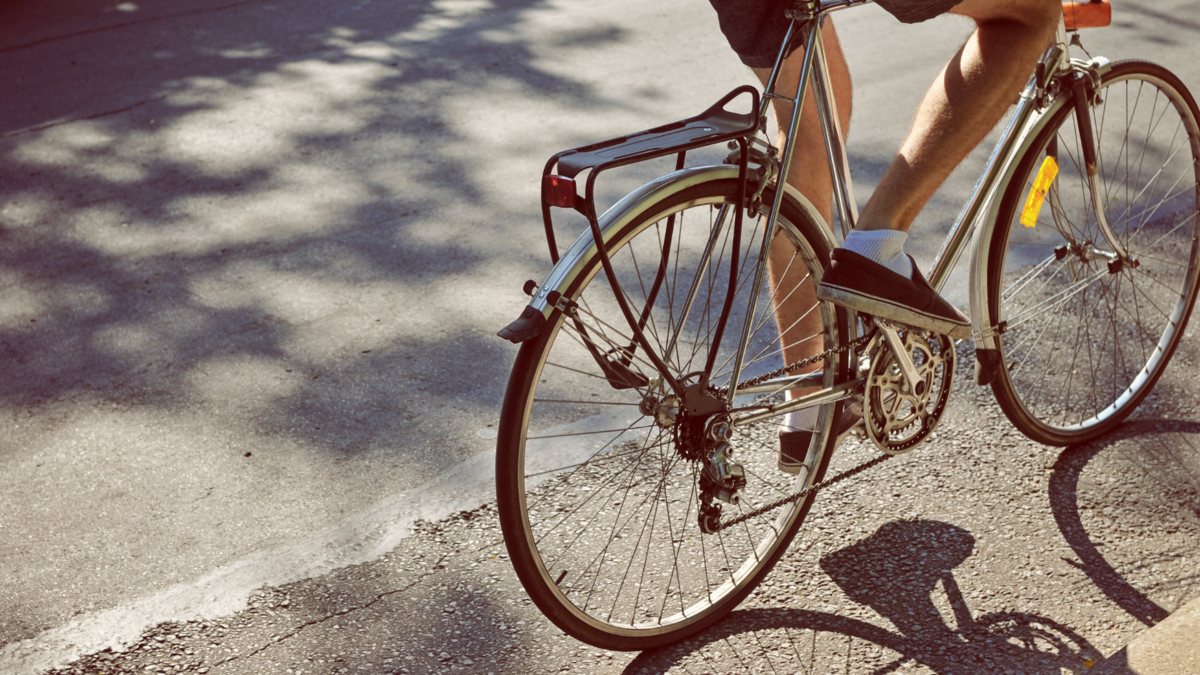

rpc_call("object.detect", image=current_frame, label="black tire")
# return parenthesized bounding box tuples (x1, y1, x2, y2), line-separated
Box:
(496, 177, 851, 649)
(988, 61, 1200, 445)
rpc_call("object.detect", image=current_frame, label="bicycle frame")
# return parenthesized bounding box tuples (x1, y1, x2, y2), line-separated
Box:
(730, 3, 1118, 427)
(503, 0, 1117, 428)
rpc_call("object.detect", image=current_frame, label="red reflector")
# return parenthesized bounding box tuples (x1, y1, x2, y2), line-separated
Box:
(543, 175, 577, 208)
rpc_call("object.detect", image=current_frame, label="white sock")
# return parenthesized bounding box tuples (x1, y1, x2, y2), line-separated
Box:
(782, 406, 819, 433)
(843, 229, 913, 278)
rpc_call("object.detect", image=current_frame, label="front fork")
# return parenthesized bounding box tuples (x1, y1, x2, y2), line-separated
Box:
(1065, 61, 1136, 267)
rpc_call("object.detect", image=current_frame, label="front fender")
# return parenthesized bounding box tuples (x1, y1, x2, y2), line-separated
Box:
(967, 56, 1113, 369)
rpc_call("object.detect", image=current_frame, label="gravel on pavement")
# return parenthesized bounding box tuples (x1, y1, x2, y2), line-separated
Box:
(39, 341, 1200, 675)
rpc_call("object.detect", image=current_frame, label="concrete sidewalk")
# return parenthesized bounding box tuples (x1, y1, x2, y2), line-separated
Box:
(1097, 596, 1200, 675)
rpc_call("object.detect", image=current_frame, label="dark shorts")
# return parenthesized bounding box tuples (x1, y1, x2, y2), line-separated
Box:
(709, 0, 962, 69)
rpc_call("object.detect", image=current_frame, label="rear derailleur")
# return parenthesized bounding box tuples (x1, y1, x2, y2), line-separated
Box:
(688, 412, 746, 535)
(647, 382, 746, 534)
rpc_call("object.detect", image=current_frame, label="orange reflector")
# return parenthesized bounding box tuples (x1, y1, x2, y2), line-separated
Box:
(1021, 156, 1059, 228)
(1063, 0, 1111, 30)
(543, 175, 577, 209)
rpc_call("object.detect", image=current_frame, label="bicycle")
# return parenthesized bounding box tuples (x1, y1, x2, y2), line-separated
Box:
(494, 0, 1200, 651)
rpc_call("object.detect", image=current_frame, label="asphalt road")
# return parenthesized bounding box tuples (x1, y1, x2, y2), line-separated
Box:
(2, 0, 1199, 673)
(28, 371, 1200, 674)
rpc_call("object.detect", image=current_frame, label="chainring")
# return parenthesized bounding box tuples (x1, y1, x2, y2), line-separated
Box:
(864, 328, 954, 455)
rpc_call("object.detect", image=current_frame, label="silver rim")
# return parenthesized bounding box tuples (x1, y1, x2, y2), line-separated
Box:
(512, 186, 839, 638)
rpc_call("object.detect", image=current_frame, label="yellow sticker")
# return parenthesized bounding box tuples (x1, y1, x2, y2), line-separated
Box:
(1020, 156, 1059, 227)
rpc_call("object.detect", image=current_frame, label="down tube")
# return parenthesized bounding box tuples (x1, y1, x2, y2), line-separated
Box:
(927, 93, 1041, 293)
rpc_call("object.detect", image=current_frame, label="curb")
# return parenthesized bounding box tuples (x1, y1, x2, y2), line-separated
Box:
(1094, 596, 1200, 675)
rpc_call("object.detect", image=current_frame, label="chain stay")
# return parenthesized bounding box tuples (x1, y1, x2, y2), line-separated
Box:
(707, 329, 882, 532)
(660, 319, 876, 531)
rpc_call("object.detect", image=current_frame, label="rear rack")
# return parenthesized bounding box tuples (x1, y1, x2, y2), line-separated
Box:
(538, 85, 760, 263)
(526, 85, 762, 397)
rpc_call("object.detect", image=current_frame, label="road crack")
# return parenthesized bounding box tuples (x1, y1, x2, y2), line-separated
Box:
(207, 552, 452, 670)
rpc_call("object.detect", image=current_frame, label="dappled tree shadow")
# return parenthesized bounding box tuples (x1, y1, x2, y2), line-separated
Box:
(0, 0, 660, 647)
(0, 0, 628, 453)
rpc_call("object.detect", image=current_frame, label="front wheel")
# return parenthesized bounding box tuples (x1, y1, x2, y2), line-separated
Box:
(496, 176, 850, 649)
(988, 61, 1200, 445)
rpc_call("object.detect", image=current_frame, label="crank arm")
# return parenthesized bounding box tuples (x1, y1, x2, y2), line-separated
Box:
(877, 320, 925, 396)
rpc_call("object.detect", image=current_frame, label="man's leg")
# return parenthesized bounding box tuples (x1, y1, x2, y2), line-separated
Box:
(858, 0, 1061, 232)
(818, 0, 1060, 338)
(749, 22, 854, 468)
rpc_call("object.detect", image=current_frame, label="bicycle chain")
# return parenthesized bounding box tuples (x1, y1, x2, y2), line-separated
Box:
(716, 452, 893, 532)
(732, 331, 875, 393)
(708, 329, 881, 532)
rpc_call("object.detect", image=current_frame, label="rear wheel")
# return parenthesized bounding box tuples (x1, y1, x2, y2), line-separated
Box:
(496, 176, 850, 649)
(988, 61, 1200, 445)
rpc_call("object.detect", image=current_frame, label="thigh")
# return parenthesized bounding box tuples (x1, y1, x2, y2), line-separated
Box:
(948, 0, 1061, 23)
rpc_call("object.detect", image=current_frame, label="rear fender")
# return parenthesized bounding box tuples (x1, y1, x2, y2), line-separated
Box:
(499, 165, 830, 342)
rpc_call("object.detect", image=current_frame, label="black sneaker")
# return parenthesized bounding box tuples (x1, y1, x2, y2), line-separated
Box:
(817, 249, 970, 339)
(777, 405, 864, 474)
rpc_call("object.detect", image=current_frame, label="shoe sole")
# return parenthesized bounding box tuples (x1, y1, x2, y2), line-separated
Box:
(817, 283, 971, 340)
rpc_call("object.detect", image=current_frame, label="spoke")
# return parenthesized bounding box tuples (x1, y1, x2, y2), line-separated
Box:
(524, 446, 654, 479)
(535, 435, 661, 575)
(577, 433, 669, 613)
(1132, 263, 1194, 301)
(1001, 253, 1058, 302)
(559, 305, 663, 379)
(1126, 149, 1194, 241)
(544, 359, 611, 383)
(527, 424, 654, 441)
(1003, 266, 1109, 330)
(609, 449, 680, 623)
(1011, 279, 1071, 412)
(523, 411, 658, 523)
(1136, 250, 1193, 269)
(1134, 207, 1198, 254)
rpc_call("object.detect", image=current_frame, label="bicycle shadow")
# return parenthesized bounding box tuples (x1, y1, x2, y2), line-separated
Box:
(625, 519, 1102, 674)
(1047, 418, 1200, 628)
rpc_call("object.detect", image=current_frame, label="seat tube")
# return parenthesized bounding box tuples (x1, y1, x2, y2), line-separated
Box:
(810, 15, 857, 239)
(727, 17, 823, 399)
